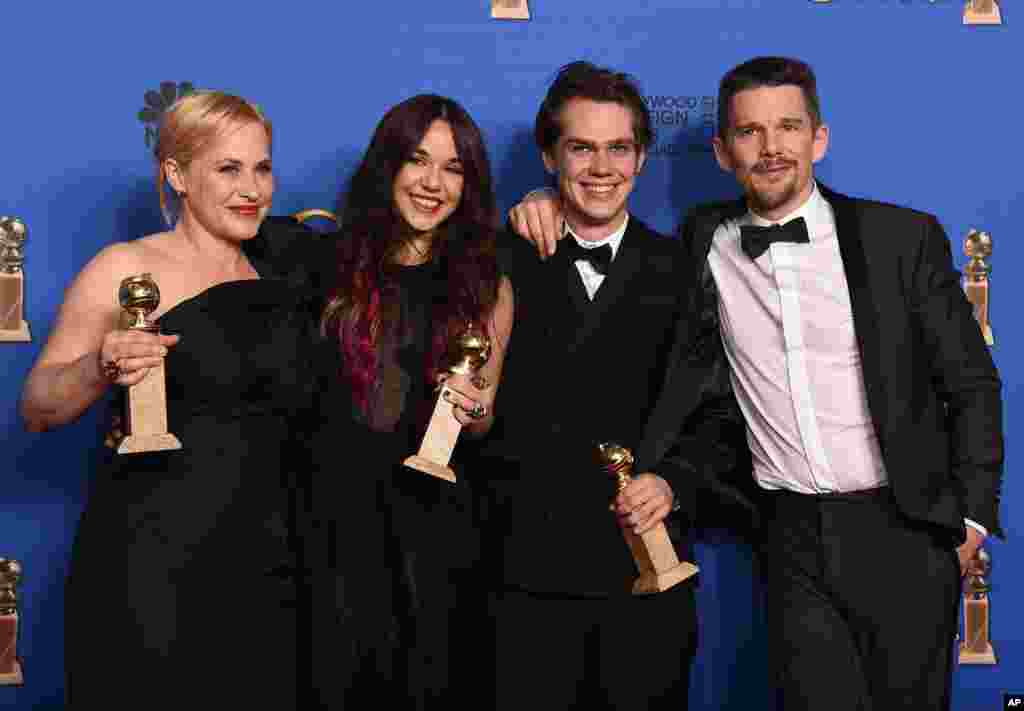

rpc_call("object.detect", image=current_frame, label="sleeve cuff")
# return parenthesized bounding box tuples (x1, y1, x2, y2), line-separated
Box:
(965, 518, 988, 538)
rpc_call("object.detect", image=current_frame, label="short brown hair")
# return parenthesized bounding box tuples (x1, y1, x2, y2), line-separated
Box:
(534, 61, 653, 155)
(717, 56, 823, 138)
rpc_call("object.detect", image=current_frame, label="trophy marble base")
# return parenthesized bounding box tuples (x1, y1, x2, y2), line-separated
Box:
(958, 642, 996, 664)
(963, 4, 1002, 24)
(0, 321, 30, 342)
(623, 522, 699, 595)
(403, 385, 461, 483)
(491, 0, 530, 20)
(0, 613, 23, 686)
(117, 361, 182, 454)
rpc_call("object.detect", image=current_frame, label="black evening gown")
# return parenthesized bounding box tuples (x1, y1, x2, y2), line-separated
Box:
(305, 257, 486, 710)
(65, 220, 323, 708)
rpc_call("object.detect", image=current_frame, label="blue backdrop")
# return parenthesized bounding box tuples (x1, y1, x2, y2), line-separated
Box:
(1, 1, 1018, 708)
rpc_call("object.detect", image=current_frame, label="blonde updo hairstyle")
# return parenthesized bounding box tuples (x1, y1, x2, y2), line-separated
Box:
(154, 90, 272, 225)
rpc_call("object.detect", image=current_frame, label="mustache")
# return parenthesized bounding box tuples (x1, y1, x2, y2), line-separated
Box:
(753, 159, 795, 173)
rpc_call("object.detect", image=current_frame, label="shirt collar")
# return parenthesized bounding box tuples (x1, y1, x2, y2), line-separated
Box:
(562, 213, 629, 259)
(745, 182, 833, 240)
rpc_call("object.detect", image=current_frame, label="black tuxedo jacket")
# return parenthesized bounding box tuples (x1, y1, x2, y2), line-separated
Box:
(480, 217, 748, 596)
(678, 185, 1004, 543)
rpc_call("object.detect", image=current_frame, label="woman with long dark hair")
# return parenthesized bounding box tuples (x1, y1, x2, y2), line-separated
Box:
(307, 94, 513, 708)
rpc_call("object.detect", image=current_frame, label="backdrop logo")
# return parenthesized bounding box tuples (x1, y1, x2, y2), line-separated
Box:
(137, 81, 196, 148)
(644, 94, 716, 158)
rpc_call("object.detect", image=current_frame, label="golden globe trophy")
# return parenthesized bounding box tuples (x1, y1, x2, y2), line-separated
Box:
(491, 0, 530, 20)
(0, 216, 31, 342)
(959, 547, 997, 664)
(116, 274, 182, 454)
(963, 229, 993, 346)
(403, 323, 491, 482)
(963, 0, 1002, 25)
(0, 559, 23, 685)
(597, 443, 698, 594)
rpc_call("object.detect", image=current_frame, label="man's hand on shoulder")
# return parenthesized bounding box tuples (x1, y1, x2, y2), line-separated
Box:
(508, 188, 565, 260)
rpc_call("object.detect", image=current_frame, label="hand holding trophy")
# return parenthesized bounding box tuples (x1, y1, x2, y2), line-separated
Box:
(404, 322, 492, 482)
(114, 274, 182, 454)
(598, 443, 698, 595)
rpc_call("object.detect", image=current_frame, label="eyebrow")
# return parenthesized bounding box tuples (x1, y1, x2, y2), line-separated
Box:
(564, 137, 636, 146)
(413, 148, 462, 163)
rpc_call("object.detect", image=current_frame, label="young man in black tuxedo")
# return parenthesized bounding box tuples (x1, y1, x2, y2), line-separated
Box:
(509, 56, 1004, 711)
(481, 61, 747, 710)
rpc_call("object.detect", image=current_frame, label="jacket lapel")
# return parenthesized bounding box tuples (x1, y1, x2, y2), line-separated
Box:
(565, 218, 648, 355)
(819, 184, 888, 441)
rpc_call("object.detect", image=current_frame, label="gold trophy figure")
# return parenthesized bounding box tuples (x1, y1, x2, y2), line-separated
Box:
(598, 443, 699, 594)
(0, 216, 31, 342)
(963, 0, 1002, 25)
(0, 559, 23, 685)
(959, 547, 997, 664)
(403, 323, 492, 482)
(116, 274, 182, 454)
(963, 229, 993, 346)
(491, 0, 530, 20)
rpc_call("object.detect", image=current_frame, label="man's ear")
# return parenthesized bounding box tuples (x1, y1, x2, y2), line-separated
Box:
(635, 148, 647, 175)
(812, 123, 830, 164)
(711, 136, 734, 173)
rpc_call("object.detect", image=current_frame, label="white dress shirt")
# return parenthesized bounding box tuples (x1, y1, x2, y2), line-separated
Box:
(563, 214, 629, 301)
(707, 184, 984, 536)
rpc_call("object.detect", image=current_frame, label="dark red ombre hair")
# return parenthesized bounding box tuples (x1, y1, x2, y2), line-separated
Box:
(322, 94, 500, 414)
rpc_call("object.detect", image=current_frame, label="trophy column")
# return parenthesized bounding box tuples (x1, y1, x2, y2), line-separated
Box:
(960, 549, 997, 664)
(0, 216, 31, 342)
(597, 443, 698, 595)
(116, 274, 182, 454)
(404, 324, 491, 483)
(0, 559, 23, 686)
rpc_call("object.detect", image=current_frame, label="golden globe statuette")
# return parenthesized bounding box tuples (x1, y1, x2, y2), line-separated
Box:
(597, 443, 699, 595)
(0, 559, 23, 685)
(959, 547, 997, 664)
(963, 229, 993, 346)
(0, 216, 31, 342)
(491, 0, 530, 20)
(963, 0, 1002, 25)
(403, 324, 491, 483)
(116, 274, 182, 454)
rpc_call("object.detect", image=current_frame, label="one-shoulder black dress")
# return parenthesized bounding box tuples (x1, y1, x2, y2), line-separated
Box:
(65, 221, 322, 708)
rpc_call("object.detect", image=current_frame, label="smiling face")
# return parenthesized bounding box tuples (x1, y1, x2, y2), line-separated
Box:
(713, 84, 829, 221)
(166, 120, 273, 242)
(392, 119, 465, 241)
(542, 98, 645, 242)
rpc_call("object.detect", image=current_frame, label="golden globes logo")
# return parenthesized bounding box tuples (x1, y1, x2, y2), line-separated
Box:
(492, 0, 530, 19)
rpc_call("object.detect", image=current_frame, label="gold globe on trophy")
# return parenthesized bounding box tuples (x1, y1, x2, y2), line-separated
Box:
(404, 322, 492, 482)
(597, 442, 698, 595)
(963, 229, 993, 346)
(118, 273, 162, 332)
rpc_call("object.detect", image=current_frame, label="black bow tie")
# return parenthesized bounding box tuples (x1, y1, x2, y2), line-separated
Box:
(740, 217, 810, 260)
(563, 239, 613, 275)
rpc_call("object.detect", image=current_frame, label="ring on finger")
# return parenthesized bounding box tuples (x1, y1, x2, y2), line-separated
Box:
(465, 402, 487, 420)
(470, 374, 490, 390)
(102, 359, 123, 382)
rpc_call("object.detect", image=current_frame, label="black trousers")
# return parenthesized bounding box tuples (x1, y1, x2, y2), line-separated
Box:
(759, 487, 962, 711)
(490, 581, 697, 711)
